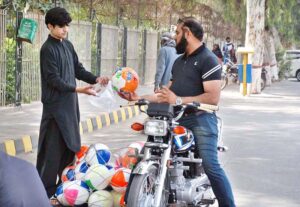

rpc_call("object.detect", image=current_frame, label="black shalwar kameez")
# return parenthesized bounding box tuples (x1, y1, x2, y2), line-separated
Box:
(36, 35, 97, 197)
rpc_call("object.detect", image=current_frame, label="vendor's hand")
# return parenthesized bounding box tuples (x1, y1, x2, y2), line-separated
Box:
(157, 86, 177, 104)
(76, 85, 97, 96)
(96, 76, 110, 86)
(118, 91, 140, 101)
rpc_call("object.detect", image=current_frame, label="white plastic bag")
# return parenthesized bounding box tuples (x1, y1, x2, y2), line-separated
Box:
(88, 81, 119, 112)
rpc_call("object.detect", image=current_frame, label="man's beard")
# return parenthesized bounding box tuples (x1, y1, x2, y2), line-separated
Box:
(176, 35, 188, 54)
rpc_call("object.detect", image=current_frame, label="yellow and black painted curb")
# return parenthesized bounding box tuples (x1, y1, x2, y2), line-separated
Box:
(0, 135, 39, 157)
(78, 105, 146, 134)
(0, 105, 146, 156)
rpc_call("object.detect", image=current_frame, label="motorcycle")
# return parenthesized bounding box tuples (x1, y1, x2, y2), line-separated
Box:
(125, 100, 227, 207)
(221, 58, 239, 90)
(221, 58, 267, 91)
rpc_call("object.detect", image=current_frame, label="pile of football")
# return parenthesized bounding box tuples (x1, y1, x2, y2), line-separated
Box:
(55, 142, 144, 207)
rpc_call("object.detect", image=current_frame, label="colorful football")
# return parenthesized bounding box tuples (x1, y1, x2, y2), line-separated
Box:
(128, 141, 145, 153)
(111, 190, 125, 207)
(75, 145, 89, 164)
(110, 168, 131, 193)
(74, 161, 89, 180)
(61, 165, 75, 182)
(55, 180, 90, 206)
(88, 190, 114, 207)
(55, 183, 69, 206)
(84, 164, 114, 191)
(111, 67, 139, 93)
(120, 148, 138, 169)
(85, 143, 111, 166)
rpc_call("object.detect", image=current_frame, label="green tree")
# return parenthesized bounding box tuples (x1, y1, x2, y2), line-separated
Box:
(266, 0, 298, 47)
(5, 38, 16, 105)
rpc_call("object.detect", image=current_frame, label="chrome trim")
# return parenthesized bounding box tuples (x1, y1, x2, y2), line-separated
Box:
(132, 160, 158, 175)
(144, 142, 169, 149)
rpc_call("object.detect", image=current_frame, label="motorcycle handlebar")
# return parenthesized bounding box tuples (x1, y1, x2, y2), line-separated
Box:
(135, 99, 219, 111)
(134, 100, 218, 113)
(224, 58, 236, 67)
(135, 99, 149, 106)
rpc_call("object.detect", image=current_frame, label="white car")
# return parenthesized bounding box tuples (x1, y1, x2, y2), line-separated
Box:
(284, 50, 300, 81)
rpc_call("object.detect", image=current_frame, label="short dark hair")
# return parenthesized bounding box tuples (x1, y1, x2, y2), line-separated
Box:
(45, 7, 72, 27)
(177, 17, 204, 41)
(226, 36, 230, 40)
(213, 43, 220, 49)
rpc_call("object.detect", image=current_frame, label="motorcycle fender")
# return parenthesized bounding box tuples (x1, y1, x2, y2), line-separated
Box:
(132, 160, 158, 175)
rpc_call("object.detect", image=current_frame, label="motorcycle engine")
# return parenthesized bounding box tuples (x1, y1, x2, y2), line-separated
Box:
(169, 162, 212, 205)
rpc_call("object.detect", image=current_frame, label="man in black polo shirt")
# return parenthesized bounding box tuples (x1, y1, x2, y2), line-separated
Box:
(121, 17, 235, 207)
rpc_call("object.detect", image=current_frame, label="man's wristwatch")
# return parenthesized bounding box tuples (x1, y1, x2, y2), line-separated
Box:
(175, 96, 183, 105)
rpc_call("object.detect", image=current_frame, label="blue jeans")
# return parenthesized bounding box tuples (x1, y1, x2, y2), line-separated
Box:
(179, 112, 235, 207)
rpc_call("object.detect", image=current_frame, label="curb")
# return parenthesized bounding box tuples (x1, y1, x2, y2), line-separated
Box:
(0, 105, 146, 156)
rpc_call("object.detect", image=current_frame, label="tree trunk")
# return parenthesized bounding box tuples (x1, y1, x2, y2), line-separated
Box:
(263, 30, 272, 86)
(245, 0, 265, 94)
(271, 26, 283, 50)
(269, 29, 279, 81)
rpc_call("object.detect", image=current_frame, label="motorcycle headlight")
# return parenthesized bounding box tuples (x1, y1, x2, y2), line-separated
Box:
(144, 120, 168, 136)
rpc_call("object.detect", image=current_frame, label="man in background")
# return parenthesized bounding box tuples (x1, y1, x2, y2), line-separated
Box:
(223, 37, 236, 64)
(212, 43, 223, 64)
(154, 32, 179, 93)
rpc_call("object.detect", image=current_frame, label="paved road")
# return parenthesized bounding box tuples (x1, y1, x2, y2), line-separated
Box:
(17, 79, 300, 207)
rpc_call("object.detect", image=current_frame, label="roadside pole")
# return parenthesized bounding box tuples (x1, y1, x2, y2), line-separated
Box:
(237, 47, 254, 96)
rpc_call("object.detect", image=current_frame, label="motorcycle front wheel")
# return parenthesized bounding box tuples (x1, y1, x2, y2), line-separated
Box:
(127, 165, 168, 207)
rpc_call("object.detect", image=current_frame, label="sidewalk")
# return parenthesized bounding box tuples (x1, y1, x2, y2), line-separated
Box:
(0, 84, 154, 155)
